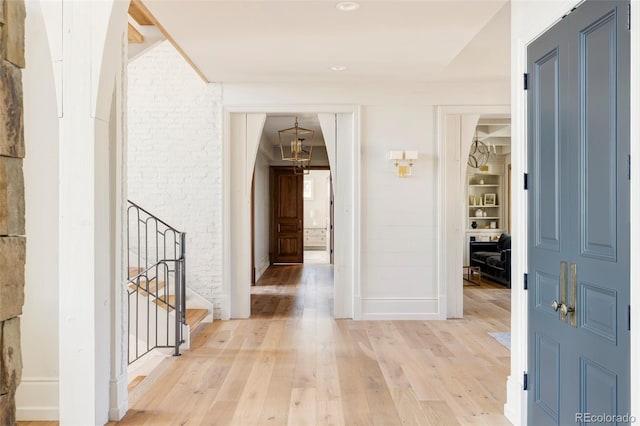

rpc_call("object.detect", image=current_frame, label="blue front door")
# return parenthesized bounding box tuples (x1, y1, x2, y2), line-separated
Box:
(527, 1, 630, 424)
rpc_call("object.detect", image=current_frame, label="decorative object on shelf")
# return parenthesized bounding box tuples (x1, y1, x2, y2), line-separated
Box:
(389, 150, 418, 177)
(278, 117, 314, 174)
(483, 211, 488, 217)
(471, 221, 478, 229)
(475, 208, 484, 217)
(469, 195, 476, 206)
(490, 221, 497, 229)
(483, 193, 496, 206)
(467, 128, 490, 168)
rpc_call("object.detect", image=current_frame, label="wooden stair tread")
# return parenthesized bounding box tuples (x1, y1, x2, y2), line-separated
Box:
(127, 375, 146, 393)
(186, 309, 208, 330)
(128, 277, 165, 297)
(129, 266, 144, 277)
(152, 295, 175, 312)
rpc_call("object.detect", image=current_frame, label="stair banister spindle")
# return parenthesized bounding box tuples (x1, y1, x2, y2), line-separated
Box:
(126, 200, 187, 364)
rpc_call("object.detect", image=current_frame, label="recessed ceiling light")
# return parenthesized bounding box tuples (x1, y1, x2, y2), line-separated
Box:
(336, 2, 360, 12)
(330, 65, 347, 72)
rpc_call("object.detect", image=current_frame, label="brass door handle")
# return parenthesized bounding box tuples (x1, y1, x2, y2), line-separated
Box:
(567, 263, 577, 327)
(555, 261, 578, 327)
(560, 261, 568, 322)
(560, 303, 574, 316)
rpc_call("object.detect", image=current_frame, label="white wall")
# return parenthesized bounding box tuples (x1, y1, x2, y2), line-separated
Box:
(127, 41, 224, 317)
(304, 170, 330, 229)
(18, 0, 60, 419)
(253, 144, 270, 281)
(223, 82, 508, 320)
(360, 105, 439, 317)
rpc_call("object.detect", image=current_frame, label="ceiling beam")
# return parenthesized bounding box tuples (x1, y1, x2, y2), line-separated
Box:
(129, 0, 209, 83)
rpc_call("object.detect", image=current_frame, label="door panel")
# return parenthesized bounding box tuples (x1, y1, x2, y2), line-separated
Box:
(580, 10, 619, 260)
(534, 271, 560, 316)
(528, 1, 630, 424)
(533, 46, 560, 250)
(532, 46, 562, 251)
(535, 333, 561, 424)
(580, 283, 617, 342)
(270, 167, 303, 263)
(580, 358, 617, 416)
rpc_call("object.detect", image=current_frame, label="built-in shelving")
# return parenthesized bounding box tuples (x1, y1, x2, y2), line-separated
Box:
(467, 173, 502, 231)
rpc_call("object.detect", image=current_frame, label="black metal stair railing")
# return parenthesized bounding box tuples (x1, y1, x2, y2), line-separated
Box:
(127, 200, 187, 364)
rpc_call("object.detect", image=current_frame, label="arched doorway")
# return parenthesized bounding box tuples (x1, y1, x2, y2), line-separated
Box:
(223, 107, 360, 320)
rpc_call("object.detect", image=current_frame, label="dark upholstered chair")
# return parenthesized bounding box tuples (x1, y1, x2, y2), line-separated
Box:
(470, 233, 511, 288)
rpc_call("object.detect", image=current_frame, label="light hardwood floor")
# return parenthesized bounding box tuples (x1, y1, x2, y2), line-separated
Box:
(21, 265, 512, 426)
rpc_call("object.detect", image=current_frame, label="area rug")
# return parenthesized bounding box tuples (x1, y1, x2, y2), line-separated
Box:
(488, 332, 511, 350)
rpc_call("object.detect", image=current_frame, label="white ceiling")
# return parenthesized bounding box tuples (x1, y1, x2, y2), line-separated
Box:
(477, 117, 510, 146)
(262, 115, 325, 147)
(143, 0, 511, 84)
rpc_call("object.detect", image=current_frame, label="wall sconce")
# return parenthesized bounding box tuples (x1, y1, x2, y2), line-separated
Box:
(389, 150, 418, 177)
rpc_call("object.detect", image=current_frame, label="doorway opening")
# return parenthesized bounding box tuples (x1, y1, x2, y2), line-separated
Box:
(464, 117, 512, 290)
(248, 113, 342, 318)
(437, 105, 510, 319)
(303, 169, 332, 265)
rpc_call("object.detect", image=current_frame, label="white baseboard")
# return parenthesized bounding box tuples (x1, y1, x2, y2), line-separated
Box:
(254, 255, 269, 281)
(504, 374, 526, 425)
(109, 373, 128, 421)
(15, 377, 59, 421)
(359, 297, 445, 320)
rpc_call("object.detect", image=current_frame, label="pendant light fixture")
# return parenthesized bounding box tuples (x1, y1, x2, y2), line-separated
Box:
(467, 128, 490, 169)
(278, 117, 314, 174)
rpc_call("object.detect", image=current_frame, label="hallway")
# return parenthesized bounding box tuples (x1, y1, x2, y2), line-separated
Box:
(111, 264, 511, 425)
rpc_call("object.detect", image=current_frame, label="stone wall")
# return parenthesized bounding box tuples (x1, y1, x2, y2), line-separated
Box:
(0, 0, 25, 424)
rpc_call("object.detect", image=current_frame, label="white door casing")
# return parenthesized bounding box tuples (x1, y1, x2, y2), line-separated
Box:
(223, 106, 360, 320)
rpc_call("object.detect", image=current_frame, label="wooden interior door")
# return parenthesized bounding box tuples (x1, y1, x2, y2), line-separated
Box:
(270, 167, 304, 263)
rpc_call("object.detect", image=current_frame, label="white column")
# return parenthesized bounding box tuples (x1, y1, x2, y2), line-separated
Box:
(56, 1, 127, 424)
(228, 113, 266, 319)
(17, 0, 61, 420)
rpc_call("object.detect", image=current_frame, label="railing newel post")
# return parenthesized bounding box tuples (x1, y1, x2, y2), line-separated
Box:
(174, 258, 181, 357)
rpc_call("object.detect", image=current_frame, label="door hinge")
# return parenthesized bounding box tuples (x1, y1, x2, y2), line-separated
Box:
(523, 73, 529, 90)
(524, 173, 529, 190)
(628, 155, 631, 180)
(523, 372, 529, 390)
(524, 273, 529, 290)
(628, 4, 631, 31)
(628, 305, 631, 331)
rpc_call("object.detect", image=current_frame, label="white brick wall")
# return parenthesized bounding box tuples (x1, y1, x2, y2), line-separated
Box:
(127, 41, 223, 318)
